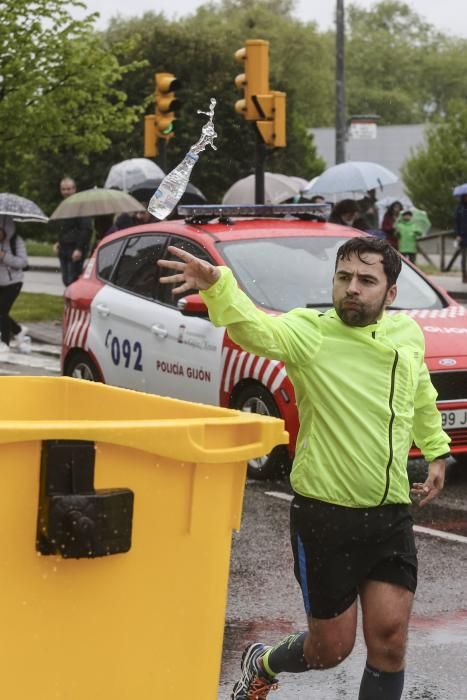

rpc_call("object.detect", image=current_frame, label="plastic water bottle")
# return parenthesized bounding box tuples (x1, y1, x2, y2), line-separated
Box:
(148, 152, 199, 220)
(147, 98, 218, 221)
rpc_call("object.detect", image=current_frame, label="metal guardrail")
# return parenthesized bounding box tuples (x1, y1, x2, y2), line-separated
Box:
(416, 230, 459, 272)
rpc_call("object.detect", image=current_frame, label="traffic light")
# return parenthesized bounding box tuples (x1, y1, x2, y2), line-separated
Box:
(234, 39, 269, 121)
(233, 40, 287, 148)
(255, 90, 287, 148)
(144, 114, 158, 157)
(155, 72, 181, 140)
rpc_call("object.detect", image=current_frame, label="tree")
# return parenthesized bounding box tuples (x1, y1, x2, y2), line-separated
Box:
(101, 0, 327, 203)
(346, 1, 467, 125)
(0, 0, 144, 212)
(401, 101, 467, 228)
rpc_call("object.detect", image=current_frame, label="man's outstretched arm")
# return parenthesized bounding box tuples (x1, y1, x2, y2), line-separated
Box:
(157, 245, 320, 366)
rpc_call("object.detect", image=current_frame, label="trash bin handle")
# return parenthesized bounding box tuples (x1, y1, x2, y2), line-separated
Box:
(0, 417, 288, 463)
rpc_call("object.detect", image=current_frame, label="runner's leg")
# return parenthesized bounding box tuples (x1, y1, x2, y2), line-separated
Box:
(263, 603, 357, 675)
(358, 579, 413, 699)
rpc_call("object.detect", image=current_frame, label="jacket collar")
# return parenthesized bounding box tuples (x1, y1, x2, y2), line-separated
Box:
(327, 307, 388, 335)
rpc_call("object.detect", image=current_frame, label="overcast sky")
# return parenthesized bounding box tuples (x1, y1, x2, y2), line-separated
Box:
(77, 0, 466, 37)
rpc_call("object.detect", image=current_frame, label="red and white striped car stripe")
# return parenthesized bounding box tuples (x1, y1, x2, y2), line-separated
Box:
(221, 343, 287, 396)
(63, 307, 91, 350)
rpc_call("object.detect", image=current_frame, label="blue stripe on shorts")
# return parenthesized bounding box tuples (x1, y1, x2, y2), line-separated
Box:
(296, 533, 311, 615)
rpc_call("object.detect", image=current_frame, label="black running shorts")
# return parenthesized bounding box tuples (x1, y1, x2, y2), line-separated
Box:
(290, 494, 418, 619)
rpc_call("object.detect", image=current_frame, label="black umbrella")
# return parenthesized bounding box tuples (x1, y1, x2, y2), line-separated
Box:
(129, 179, 207, 211)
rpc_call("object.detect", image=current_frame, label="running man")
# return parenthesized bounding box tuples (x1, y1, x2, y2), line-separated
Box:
(158, 236, 450, 700)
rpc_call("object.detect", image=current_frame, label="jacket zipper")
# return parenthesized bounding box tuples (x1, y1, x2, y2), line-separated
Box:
(379, 350, 399, 505)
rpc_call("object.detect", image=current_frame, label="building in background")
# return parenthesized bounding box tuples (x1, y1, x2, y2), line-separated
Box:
(309, 123, 427, 201)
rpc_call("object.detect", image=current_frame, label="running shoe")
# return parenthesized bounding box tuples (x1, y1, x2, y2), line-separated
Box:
(231, 642, 278, 700)
(9, 325, 29, 349)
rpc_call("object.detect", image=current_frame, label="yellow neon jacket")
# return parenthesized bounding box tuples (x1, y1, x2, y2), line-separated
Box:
(201, 267, 451, 507)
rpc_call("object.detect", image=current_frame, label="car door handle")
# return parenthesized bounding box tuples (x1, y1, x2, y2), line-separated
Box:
(151, 324, 168, 338)
(96, 304, 110, 317)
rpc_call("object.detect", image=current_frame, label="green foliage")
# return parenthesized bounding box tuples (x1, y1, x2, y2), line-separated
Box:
(402, 102, 467, 229)
(0, 0, 145, 213)
(26, 240, 55, 257)
(346, 2, 443, 124)
(12, 292, 64, 322)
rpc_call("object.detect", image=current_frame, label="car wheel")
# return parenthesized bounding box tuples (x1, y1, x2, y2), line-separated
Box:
(64, 351, 101, 382)
(232, 383, 290, 480)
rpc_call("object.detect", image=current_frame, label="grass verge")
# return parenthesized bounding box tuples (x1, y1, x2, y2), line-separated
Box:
(12, 292, 64, 322)
(26, 240, 56, 257)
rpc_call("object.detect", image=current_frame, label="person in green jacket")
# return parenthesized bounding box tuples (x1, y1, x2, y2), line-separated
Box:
(395, 209, 422, 264)
(158, 236, 450, 700)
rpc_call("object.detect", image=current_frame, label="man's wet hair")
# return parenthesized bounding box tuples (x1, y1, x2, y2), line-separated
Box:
(335, 236, 402, 287)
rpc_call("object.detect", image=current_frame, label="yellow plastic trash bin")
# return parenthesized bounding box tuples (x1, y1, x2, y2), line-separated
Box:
(0, 376, 288, 700)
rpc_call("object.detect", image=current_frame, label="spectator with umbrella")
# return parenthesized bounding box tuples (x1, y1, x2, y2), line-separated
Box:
(382, 200, 403, 249)
(54, 177, 93, 286)
(395, 210, 422, 264)
(50, 182, 145, 266)
(0, 192, 48, 353)
(329, 199, 368, 232)
(0, 216, 29, 353)
(453, 184, 467, 283)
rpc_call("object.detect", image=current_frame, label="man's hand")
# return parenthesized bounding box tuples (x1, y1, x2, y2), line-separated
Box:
(158, 245, 220, 294)
(410, 458, 447, 507)
(0, 251, 5, 261)
(71, 249, 83, 262)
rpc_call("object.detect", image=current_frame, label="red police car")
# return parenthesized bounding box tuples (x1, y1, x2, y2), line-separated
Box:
(62, 204, 467, 478)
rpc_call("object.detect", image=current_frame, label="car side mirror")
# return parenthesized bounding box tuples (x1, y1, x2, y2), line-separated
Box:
(177, 293, 209, 318)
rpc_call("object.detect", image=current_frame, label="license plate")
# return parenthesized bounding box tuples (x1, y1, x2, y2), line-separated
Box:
(441, 409, 467, 429)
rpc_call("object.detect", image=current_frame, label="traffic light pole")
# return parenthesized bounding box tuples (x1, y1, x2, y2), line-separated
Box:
(255, 130, 267, 204)
(158, 140, 168, 173)
(335, 0, 346, 164)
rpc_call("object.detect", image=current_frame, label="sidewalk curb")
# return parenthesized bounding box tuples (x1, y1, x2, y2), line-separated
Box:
(28, 264, 61, 273)
(28, 332, 61, 348)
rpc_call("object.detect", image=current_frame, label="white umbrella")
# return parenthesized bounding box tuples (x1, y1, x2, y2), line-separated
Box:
(104, 158, 165, 192)
(287, 176, 309, 191)
(222, 173, 302, 205)
(303, 161, 398, 197)
(376, 195, 413, 225)
(0, 193, 48, 222)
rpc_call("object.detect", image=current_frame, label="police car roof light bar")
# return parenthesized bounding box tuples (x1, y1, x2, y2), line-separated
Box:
(177, 203, 332, 221)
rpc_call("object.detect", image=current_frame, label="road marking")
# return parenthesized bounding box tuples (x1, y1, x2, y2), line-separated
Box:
(265, 492, 467, 544)
(413, 524, 467, 544)
(265, 490, 293, 502)
(30, 343, 60, 357)
(0, 350, 60, 373)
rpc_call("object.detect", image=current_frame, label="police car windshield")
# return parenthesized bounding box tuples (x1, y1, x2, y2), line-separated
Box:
(218, 236, 445, 313)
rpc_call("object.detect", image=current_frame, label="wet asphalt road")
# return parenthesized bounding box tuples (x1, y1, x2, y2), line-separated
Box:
(219, 474, 467, 699)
